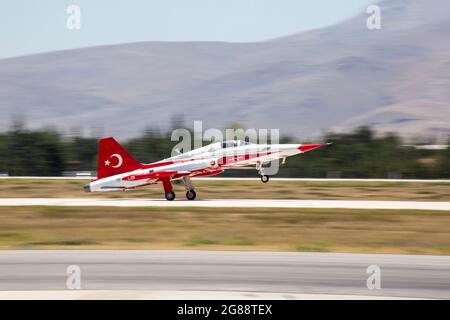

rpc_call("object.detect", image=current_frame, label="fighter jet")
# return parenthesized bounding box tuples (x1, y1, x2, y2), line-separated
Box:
(84, 137, 329, 200)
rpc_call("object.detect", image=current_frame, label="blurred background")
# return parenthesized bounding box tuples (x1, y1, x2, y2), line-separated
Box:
(0, 0, 449, 177)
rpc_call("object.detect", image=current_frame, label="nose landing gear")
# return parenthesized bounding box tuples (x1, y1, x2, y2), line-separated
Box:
(256, 162, 270, 183)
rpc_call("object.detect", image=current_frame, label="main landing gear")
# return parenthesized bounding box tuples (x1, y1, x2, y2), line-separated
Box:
(186, 189, 197, 200)
(183, 176, 197, 200)
(161, 177, 197, 201)
(162, 179, 176, 201)
(165, 191, 175, 201)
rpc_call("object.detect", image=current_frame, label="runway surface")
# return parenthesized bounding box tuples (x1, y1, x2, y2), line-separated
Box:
(0, 251, 449, 299)
(0, 290, 417, 300)
(0, 198, 449, 210)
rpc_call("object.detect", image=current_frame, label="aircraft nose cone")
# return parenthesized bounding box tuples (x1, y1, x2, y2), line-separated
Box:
(83, 183, 91, 193)
(298, 143, 329, 152)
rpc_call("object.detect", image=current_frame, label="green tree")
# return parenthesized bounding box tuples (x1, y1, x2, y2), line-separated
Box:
(437, 138, 450, 178)
(7, 127, 65, 176)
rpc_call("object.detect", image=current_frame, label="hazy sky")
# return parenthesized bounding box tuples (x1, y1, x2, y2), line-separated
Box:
(1, 0, 373, 59)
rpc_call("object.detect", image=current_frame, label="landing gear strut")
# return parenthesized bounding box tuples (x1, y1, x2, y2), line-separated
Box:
(257, 162, 270, 183)
(183, 176, 197, 200)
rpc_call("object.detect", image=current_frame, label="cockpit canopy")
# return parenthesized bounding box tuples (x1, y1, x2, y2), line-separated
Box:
(220, 140, 252, 148)
(165, 140, 254, 161)
(199, 140, 252, 152)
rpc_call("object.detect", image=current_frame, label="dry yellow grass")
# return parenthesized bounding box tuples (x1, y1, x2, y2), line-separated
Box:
(0, 179, 449, 200)
(0, 206, 449, 255)
(0, 179, 448, 254)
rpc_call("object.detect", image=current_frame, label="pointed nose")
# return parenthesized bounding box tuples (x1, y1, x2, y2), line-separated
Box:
(298, 143, 330, 152)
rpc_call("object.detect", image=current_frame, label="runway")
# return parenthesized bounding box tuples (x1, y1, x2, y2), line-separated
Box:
(0, 251, 449, 299)
(0, 198, 449, 210)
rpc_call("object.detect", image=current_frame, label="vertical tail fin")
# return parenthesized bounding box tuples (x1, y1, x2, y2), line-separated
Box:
(97, 137, 141, 179)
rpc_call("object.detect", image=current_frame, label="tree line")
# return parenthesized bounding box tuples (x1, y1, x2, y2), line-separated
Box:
(0, 124, 448, 178)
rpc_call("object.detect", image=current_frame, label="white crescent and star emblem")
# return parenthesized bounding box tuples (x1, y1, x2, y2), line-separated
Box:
(104, 153, 123, 168)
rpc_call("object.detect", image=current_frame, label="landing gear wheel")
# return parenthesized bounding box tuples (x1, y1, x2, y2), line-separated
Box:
(261, 175, 269, 183)
(186, 190, 196, 200)
(165, 191, 176, 201)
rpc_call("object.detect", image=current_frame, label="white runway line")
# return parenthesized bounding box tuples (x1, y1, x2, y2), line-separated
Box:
(0, 198, 449, 210)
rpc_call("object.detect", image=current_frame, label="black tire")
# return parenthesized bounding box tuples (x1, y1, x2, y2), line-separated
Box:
(261, 175, 269, 183)
(165, 191, 176, 201)
(186, 190, 196, 200)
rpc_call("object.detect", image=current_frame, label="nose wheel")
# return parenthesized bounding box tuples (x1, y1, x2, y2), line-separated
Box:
(256, 162, 270, 183)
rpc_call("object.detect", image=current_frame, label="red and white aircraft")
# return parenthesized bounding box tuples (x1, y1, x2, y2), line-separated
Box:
(84, 137, 328, 200)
